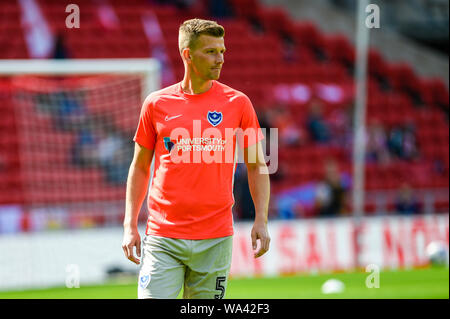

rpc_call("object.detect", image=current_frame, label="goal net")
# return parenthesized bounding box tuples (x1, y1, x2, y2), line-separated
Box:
(0, 58, 159, 230)
(0, 59, 160, 289)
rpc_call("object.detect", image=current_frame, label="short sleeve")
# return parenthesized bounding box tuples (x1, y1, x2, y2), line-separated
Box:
(133, 95, 156, 150)
(238, 95, 265, 148)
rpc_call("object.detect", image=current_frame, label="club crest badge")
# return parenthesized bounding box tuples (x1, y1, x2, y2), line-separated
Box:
(207, 111, 223, 126)
(139, 274, 150, 289)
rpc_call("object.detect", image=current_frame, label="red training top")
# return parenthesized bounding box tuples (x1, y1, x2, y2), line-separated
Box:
(134, 80, 264, 239)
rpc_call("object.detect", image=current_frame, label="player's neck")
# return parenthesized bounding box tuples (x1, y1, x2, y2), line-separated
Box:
(181, 76, 213, 95)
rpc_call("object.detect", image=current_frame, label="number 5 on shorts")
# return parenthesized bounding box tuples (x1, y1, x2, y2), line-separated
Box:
(214, 276, 226, 299)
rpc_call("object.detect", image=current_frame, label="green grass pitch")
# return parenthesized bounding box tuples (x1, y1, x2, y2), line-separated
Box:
(0, 267, 447, 299)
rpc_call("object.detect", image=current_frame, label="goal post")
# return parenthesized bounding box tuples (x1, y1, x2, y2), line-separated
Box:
(0, 58, 160, 230)
(0, 58, 160, 290)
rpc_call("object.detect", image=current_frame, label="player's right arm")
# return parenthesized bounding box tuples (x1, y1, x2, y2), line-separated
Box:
(122, 142, 154, 265)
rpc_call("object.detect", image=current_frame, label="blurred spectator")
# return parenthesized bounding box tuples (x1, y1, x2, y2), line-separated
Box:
(257, 106, 288, 182)
(35, 90, 81, 117)
(249, 16, 265, 35)
(281, 124, 304, 147)
(267, 104, 305, 147)
(52, 34, 69, 59)
(232, 163, 255, 220)
(388, 123, 419, 161)
(314, 160, 348, 217)
(328, 104, 353, 148)
(34, 90, 88, 133)
(432, 158, 447, 175)
(281, 35, 297, 63)
(151, 0, 196, 10)
(394, 183, 421, 215)
(72, 117, 133, 184)
(72, 129, 99, 167)
(208, 0, 234, 18)
(98, 131, 133, 184)
(388, 126, 403, 158)
(366, 120, 390, 164)
(402, 123, 420, 161)
(306, 99, 331, 143)
(257, 109, 271, 142)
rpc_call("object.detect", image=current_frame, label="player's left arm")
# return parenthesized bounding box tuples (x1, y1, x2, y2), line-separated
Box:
(244, 140, 271, 258)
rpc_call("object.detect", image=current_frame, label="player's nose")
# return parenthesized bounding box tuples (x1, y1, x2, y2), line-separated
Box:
(216, 54, 224, 64)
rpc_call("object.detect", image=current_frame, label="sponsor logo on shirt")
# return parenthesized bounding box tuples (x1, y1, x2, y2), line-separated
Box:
(163, 137, 176, 152)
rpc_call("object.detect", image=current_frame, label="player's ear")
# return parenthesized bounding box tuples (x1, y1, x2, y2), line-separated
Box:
(182, 48, 191, 62)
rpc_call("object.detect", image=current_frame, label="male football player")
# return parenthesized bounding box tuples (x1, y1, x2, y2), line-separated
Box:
(122, 18, 270, 299)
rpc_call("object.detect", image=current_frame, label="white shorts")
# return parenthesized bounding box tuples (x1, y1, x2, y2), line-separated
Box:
(137, 235, 233, 299)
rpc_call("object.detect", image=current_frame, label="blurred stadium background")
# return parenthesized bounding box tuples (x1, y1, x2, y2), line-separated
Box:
(0, 0, 448, 298)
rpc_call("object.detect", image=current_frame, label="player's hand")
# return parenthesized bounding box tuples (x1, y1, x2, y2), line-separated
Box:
(122, 227, 141, 265)
(251, 221, 270, 258)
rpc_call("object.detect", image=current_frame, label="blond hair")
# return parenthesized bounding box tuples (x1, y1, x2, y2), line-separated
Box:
(178, 18, 225, 53)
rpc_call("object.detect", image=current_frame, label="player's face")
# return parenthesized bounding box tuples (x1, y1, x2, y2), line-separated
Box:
(189, 35, 225, 81)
